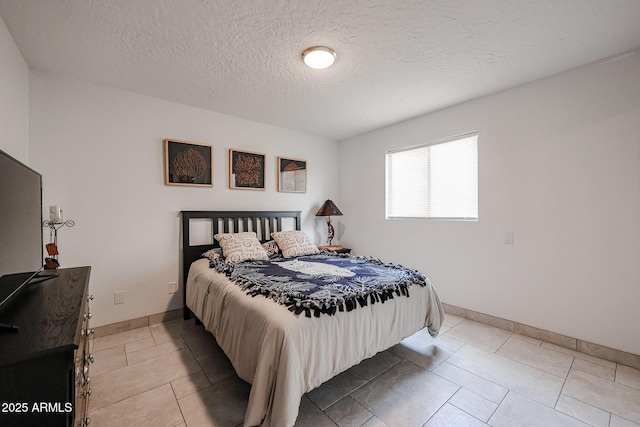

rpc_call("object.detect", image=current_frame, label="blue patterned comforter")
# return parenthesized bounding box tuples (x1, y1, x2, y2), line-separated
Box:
(210, 253, 430, 317)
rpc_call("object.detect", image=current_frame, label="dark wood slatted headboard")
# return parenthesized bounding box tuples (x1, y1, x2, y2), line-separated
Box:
(180, 210, 301, 319)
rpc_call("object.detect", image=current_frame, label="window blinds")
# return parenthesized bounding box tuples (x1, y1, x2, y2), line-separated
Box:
(386, 133, 478, 220)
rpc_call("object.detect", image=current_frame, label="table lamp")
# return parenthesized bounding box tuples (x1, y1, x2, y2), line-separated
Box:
(316, 200, 343, 246)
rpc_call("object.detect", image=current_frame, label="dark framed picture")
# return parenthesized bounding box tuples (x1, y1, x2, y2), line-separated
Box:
(278, 157, 307, 193)
(229, 149, 266, 190)
(164, 139, 213, 187)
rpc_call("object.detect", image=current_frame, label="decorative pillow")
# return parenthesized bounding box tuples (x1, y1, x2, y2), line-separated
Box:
(261, 240, 280, 257)
(202, 248, 223, 260)
(213, 232, 269, 263)
(270, 230, 320, 258)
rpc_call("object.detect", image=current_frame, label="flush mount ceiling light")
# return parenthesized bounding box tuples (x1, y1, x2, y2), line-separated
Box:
(302, 46, 337, 69)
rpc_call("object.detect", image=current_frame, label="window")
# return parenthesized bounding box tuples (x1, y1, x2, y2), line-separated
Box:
(386, 132, 478, 220)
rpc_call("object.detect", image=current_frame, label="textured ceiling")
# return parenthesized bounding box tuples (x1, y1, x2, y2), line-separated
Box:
(2, 0, 640, 140)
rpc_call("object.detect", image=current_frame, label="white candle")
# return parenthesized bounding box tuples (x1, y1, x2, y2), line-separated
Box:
(49, 205, 63, 223)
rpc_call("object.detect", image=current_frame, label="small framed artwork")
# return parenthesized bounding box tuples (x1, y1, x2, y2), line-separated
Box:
(278, 157, 307, 193)
(164, 139, 213, 187)
(229, 149, 266, 190)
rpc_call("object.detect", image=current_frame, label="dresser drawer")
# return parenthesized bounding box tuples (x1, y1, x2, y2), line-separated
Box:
(0, 267, 92, 427)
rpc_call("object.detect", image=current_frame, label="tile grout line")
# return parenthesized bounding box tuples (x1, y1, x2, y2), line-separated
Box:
(425, 341, 506, 425)
(169, 379, 188, 427)
(482, 385, 511, 426)
(553, 356, 586, 426)
(430, 342, 508, 406)
(392, 344, 462, 426)
(422, 389, 459, 426)
(91, 327, 199, 416)
(555, 359, 623, 427)
(95, 317, 640, 426)
(322, 395, 373, 427)
(492, 331, 513, 354)
(557, 376, 625, 427)
(87, 383, 174, 420)
(314, 351, 408, 413)
(442, 305, 640, 370)
(434, 338, 609, 422)
(441, 385, 499, 426)
(494, 341, 575, 381)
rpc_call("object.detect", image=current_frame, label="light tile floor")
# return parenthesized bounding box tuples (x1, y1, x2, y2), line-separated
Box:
(87, 314, 640, 427)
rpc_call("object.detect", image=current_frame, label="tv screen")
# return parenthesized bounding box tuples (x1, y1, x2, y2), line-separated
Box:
(0, 150, 43, 276)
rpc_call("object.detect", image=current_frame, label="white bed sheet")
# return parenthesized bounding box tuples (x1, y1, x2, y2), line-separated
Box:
(186, 258, 444, 427)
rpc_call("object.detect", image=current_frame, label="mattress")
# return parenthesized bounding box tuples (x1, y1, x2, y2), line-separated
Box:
(186, 257, 444, 426)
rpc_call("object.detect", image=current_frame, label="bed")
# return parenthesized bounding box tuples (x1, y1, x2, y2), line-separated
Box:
(181, 210, 444, 427)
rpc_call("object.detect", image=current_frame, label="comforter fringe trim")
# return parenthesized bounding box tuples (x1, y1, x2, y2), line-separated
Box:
(209, 253, 429, 318)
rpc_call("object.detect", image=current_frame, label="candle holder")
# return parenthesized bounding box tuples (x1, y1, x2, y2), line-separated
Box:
(42, 219, 75, 268)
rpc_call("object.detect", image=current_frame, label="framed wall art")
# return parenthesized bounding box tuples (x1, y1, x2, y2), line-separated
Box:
(164, 139, 213, 187)
(277, 157, 307, 193)
(229, 149, 266, 190)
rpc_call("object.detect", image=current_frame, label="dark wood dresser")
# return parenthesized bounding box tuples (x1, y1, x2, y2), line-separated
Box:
(0, 267, 93, 427)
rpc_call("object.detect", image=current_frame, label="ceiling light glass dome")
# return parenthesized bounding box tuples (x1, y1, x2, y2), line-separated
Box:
(302, 46, 337, 69)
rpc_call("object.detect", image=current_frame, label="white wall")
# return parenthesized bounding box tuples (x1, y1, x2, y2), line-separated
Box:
(339, 50, 640, 355)
(29, 71, 339, 327)
(0, 15, 28, 162)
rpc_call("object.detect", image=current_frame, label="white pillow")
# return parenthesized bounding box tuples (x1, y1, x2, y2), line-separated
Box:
(270, 230, 320, 258)
(213, 232, 269, 263)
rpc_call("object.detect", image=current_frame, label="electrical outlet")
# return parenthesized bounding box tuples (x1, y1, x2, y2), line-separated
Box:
(168, 282, 178, 294)
(114, 291, 124, 304)
(504, 231, 514, 244)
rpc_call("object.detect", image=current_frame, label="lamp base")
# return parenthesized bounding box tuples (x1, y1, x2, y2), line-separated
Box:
(326, 217, 335, 245)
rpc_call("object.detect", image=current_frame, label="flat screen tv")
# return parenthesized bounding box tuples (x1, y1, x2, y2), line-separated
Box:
(0, 149, 45, 327)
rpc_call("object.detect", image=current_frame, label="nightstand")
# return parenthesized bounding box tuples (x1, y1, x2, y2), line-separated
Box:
(318, 245, 351, 254)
